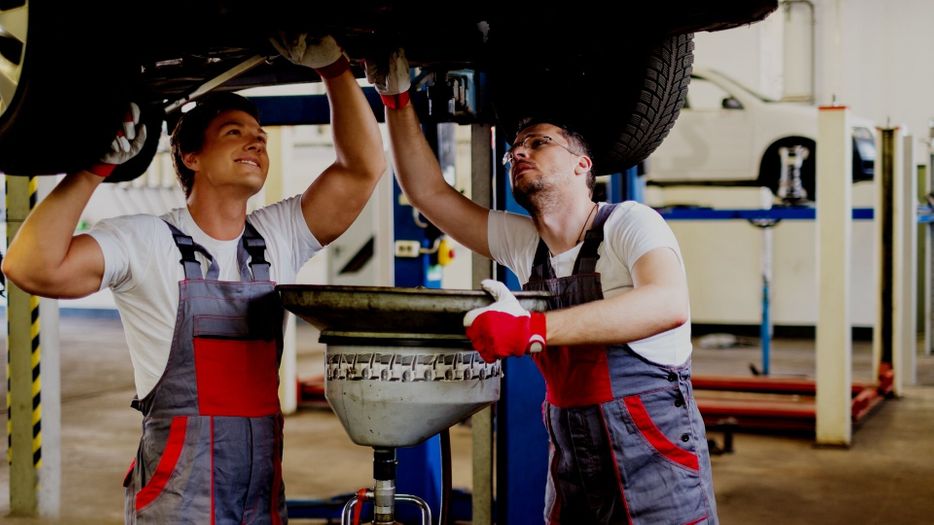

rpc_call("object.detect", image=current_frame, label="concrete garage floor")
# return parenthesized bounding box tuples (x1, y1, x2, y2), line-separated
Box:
(1, 313, 933, 524)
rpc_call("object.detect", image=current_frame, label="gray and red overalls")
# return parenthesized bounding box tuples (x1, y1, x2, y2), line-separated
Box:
(123, 222, 288, 524)
(523, 204, 718, 525)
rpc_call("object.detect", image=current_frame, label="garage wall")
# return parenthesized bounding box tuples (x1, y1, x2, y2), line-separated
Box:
(697, 0, 934, 164)
(668, 0, 934, 328)
(835, 0, 934, 165)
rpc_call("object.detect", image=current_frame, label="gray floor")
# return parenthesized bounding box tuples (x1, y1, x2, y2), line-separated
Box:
(1, 314, 933, 524)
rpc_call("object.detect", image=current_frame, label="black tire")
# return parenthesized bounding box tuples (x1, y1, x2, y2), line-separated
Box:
(488, 32, 694, 174)
(610, 34, 694, 174)
(0, 1, 134, 176)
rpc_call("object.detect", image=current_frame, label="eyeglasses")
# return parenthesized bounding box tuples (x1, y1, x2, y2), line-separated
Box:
(502, 135, 580, 166)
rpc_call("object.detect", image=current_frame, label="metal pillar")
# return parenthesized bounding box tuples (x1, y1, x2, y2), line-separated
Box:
(874, 127, 918, 395)
(927, 122, 934, 356)
(605, 166, 643, 204)
(899, 132, 918, 389)
(470, 123, 494, 525)
(888, 130, 917, 391)
(815, 106, 852, 446)
(753, 185, 776, 376)
(625, 166, 643, 203)
(5, 175, 60, 517)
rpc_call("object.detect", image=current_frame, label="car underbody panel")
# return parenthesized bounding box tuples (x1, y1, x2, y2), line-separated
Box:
(0, 1, 778, 178)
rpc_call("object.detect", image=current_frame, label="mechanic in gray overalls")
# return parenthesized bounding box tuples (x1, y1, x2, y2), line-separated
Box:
(372, 49, 718, 524)
(3, 35, 386, 523)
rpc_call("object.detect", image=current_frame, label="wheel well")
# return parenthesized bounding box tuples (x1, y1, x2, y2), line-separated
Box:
(757, 136, 816, 196)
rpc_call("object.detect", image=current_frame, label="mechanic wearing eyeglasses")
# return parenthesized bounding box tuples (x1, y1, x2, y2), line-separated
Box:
(3, 35, 385, 524)
(366, 50, 717, 524)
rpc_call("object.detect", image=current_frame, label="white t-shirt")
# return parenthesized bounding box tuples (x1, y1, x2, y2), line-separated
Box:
(89, 195, 321, 398)
(487, 201, 692, 366)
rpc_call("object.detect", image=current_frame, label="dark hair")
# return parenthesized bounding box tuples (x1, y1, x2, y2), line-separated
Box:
(170, 92, 261, 197)
(513, 117, 595, 194)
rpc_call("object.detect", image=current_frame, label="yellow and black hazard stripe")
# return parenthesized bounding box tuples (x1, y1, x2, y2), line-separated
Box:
(6, 176, 42, 468)
(29, 292, 42, 469)
(28, 175, 41, 469)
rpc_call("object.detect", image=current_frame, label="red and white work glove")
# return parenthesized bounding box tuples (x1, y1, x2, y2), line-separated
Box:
(464, 279, 546, 363)
(88, 102, 148, 178)
(270, 33, 350, 79)
(364, 48, 411, 109)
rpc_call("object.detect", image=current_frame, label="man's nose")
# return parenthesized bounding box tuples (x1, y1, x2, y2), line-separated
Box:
(245, 136, 265, 151)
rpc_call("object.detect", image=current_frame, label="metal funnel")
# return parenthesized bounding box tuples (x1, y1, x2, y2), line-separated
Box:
(278, 285, 549, 447)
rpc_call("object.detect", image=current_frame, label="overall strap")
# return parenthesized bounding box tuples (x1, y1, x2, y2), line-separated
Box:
(528, 237, 557, 282)
(572, 203, 618, 275)
(163, 221, 219, 280)
(238, 222, 271, 281)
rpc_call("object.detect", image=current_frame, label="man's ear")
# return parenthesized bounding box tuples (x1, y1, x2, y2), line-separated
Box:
(574, 155, 593, 176)
(182, 152, 199, 172)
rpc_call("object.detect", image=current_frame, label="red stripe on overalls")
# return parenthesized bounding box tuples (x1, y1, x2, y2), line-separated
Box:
(135, 416, 188, 511)
(623, 396, 699, 471)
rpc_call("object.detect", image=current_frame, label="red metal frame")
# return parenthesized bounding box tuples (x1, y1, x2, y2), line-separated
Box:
(694, 364, 893, 432)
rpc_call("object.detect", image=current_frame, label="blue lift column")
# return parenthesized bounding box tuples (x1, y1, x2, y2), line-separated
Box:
(604, 165, 643, 204)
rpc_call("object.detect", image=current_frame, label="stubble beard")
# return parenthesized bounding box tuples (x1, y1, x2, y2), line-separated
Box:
(513, 178, 559, 216)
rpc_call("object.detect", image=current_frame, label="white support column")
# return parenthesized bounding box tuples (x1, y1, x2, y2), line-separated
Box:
(815, 106, 852, 446)
(895, 132, 917, 390)
(36, 298, 59, 518)
(927, 126, 934, 356)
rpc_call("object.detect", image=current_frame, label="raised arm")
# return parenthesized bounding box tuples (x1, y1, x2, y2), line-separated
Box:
(368, 49, 492, 259)
(271, 34, 387, 245)
(2, 107, 147, 298)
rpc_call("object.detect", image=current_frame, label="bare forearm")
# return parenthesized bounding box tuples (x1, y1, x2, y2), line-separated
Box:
(3, 171, 102, 291)
(386, 104, 491, 257)
(386, 104, 449, 203)
(325, 71, 385, 179)
(545, 284, 689, 346)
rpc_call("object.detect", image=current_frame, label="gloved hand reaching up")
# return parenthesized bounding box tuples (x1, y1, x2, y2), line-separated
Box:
(365, 48, 411, 109)
(464, 279, 546, 363)
(89, 102, 148, 178)
(271, 33, 350, 78)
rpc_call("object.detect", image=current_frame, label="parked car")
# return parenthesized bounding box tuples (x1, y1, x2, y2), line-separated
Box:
(0, 2, 777, 181)
(644, 68, 876, 198)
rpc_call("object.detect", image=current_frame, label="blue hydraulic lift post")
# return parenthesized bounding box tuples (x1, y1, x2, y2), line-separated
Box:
(625, 166, 644, 203)
(604, 166, 642, 204)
